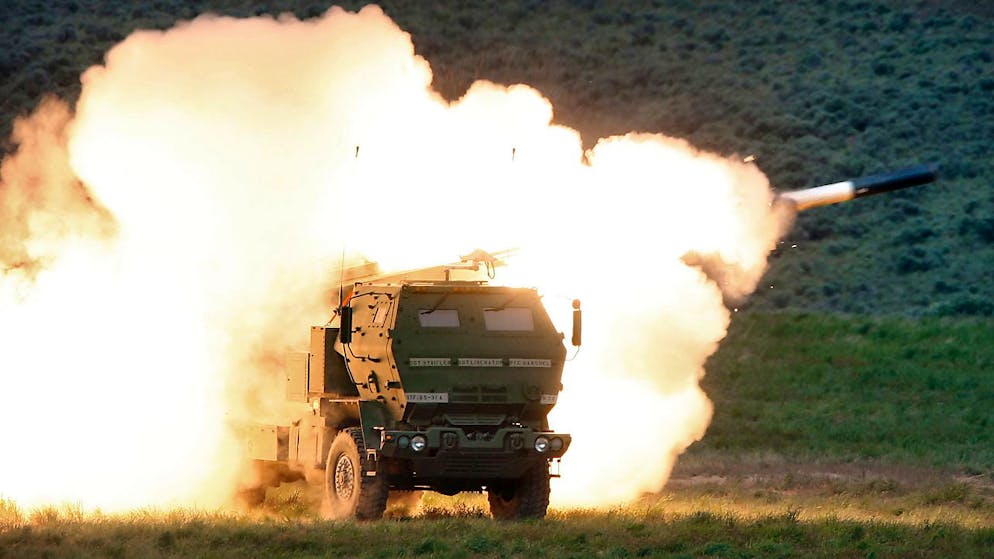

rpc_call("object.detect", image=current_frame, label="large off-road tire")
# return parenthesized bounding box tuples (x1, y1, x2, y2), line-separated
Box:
(324, 427, 388, 520)
(487, 464, 550, 520)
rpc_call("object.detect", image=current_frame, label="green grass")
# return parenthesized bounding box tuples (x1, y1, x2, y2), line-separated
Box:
(657, 474, 994, 530)
(695, 312, 994, 471)
(3, 501, 993, 559)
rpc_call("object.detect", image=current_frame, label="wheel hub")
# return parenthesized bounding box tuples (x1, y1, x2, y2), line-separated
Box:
(334, 454, 355, 499)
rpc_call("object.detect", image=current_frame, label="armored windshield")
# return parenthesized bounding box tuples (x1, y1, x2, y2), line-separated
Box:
(483, 307, 534, 331)
(418, 309, 460, 327)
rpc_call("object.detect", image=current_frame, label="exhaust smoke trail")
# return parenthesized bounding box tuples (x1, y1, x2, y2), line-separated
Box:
(0, 6, 790, 511)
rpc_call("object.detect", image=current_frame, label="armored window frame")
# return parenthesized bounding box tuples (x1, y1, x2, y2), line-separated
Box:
(483, 307, 534, 331)
(417, 309, 460, 328)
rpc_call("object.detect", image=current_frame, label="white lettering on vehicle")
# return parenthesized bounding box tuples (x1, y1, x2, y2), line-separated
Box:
(406, 392, 449, 403)
(409, 357, 554, 368)
(457, 358, 504, 367)
(409, 358, 452, 367)
(509, 358, 552, 368)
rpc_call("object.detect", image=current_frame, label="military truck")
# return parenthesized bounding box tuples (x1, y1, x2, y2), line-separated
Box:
(241, 250, 578, 520)
(240, 163, 936, 521)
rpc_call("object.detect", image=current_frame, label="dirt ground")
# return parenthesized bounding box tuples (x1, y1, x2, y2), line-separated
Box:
(670, 457, 994, 493)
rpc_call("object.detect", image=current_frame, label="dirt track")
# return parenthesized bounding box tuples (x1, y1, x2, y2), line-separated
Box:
(669, 459, 994, 495)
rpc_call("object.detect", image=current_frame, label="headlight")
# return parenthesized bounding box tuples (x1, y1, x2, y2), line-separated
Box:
(534, 436, 550, 453)
(397, 435, 410, 449)
(550, 437, 564, 452)
(411, 435, 427, 452)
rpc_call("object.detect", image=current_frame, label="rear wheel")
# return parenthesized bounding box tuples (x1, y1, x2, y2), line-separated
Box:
(324, 427, 388, 520)
(487, 464, 550, 520)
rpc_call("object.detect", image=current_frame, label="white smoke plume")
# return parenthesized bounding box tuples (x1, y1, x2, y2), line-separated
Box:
(0, 6, 789, 511)
(0, 97, 115, 279)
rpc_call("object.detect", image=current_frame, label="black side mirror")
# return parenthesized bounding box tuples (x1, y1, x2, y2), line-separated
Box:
(340, 305, 353, 344)
(571, 299, 582, 347)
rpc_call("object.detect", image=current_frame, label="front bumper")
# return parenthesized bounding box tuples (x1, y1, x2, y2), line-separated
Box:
(379, 427, 570, 479)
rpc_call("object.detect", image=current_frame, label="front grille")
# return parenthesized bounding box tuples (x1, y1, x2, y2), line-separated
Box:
(441, 454, 513, 477)
(451, 385, 508, 403)
(444, 413, 506, 426)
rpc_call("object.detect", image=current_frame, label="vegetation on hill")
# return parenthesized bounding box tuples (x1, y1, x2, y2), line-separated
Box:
(1, 0, 990, 315)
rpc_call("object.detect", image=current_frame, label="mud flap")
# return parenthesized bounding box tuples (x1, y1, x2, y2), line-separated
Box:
(357, 400, 386, 473)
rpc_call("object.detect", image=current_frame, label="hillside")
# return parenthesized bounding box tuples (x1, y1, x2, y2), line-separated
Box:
(1, 0, 991, 315)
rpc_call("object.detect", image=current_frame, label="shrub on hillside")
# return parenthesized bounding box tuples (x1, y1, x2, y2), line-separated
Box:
(893, 222, 935, 244)
(957, 216, 994, 243)
(82, 22, 123, 43)
(894, 247, 943, 275)
(929, 295, 994, 317)
(795, 214, 834, 241)
(933, 280, 959, 294)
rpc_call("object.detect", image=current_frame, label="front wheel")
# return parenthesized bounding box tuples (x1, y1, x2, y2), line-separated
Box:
(324, 427, 388, 520)
(487, 464, 550, 520)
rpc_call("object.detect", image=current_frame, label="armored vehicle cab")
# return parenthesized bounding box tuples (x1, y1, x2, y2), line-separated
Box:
(243, 254, 576, 520)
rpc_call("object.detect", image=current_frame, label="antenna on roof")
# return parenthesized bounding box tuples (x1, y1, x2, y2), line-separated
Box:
(337, 145, 361, 344)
